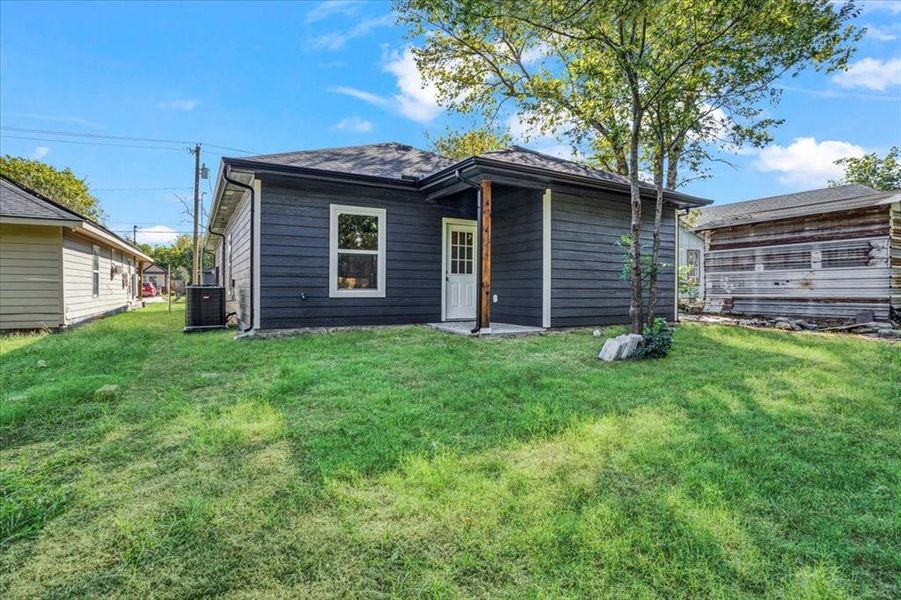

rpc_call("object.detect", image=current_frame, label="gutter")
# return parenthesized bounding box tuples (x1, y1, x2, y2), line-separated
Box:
(454, 170, 484, 335)
(223, 166, 255, 332)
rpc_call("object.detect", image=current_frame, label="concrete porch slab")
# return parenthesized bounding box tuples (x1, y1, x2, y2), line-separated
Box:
(428, 321, 545, 337)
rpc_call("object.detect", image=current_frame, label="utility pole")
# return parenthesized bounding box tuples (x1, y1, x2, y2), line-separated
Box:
(191, 143, 201, 285)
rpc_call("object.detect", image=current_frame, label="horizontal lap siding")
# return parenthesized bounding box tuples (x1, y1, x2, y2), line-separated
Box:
(62, 231, 136, 325)
(260, 179, 468, 328)
(891, 202, 900, 318)
(551, 190, 675, 327)
(490, 187, 543, 326)
(0, 224, 62, 329)
(704, 207, 893, 321)
(217, 191, 253, 328)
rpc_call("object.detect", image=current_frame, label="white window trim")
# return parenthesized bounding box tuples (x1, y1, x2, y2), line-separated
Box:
(92, 244, 101, 297)
(329, 204, 386, 298)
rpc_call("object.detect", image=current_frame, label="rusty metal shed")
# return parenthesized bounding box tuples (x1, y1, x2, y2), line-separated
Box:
(694, 185, 901, 322)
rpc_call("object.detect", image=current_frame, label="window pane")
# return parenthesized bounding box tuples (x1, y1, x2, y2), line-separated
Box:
(338, 213, 379, 250)
(93, 273, 100, 296)
(337, 253, 377, 289)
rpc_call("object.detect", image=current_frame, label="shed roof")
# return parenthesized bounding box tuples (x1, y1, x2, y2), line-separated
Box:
(1, 176, 84, 223)
(694, 184, 899, 230)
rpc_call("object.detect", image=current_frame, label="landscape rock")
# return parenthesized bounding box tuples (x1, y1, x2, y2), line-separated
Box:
(774, 321, 793, 331)
(598, 334, 644, 362)
(94, 384, 119, 401)
(592, 329, 603, 338)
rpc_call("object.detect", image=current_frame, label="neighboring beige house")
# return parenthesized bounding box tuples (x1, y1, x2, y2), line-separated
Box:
(0, 175, 152, 330)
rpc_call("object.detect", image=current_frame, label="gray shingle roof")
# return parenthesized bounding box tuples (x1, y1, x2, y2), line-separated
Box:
(478, 145, 633, 186)
(0, 176, 84, 222)
(243, 142, 457, 180)
(693, 184, 898, 229)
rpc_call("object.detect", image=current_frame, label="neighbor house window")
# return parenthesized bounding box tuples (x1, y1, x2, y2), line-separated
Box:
(686, 250, 700, 284)
(92, 245, 101, 297)
(329, 204, 386, 298)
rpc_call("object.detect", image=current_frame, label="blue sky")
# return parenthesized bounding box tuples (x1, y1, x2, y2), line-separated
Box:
(1, 0, 899, 245)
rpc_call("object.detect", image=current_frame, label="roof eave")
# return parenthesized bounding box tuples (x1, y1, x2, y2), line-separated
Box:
(420, 157, 713, 208)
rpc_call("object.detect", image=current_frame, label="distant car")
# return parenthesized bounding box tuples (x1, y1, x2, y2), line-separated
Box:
(142, 282, 157, 297)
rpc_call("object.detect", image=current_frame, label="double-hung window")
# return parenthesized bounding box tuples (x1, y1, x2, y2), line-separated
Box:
(329, 204, 386, 298)
(92, 245, 101, 297)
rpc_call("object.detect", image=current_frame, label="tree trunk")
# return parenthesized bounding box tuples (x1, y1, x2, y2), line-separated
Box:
(647, 125, 665, 328)
(666, 146, 680, 190)
(627, 99, 644, 334)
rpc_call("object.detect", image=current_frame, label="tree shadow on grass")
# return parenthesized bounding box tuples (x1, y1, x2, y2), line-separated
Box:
(1, 320, 897, 597)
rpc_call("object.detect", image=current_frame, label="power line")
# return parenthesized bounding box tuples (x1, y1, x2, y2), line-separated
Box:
(0, 134, 185, 151)
(0, 126, 256, 154)
(93, 186, 193, 192)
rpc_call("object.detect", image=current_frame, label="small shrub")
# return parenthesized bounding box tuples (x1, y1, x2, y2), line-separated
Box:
(636, 318, 673, 358)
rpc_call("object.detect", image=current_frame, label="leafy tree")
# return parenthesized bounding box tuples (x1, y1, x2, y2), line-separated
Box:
(0, 155, 105, 222)
(148, 234, 194, 275)
(426, 126, 512, 159)
(830, 146, 900, 190)
(397, 0, 860, 332)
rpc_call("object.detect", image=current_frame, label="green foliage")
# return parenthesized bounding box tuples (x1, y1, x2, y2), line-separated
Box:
(1, 305, 897, 597)
(0, 155, 105, 222)
(635, 317, 674, 359)
(147, 235, 193, 276)
(426, 126, 512, 159)
(830, 146, 901, 191)
(615, 234, 659, 284)
(678, 264, 698, 297)
(680, 208, 702, 228)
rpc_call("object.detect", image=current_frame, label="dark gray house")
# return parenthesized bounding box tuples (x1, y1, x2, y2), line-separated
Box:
(203, 143, 710, 333)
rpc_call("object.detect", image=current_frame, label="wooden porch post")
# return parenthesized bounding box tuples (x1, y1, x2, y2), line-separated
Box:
(480, 179, 492, 330)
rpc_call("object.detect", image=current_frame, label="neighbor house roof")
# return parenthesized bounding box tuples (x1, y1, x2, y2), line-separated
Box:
(1, 176, 84, 224)
(0, 175, 153, 262)
(694, 184, 900, 230)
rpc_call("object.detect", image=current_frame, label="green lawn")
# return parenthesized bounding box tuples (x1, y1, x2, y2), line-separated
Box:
(1, 304, 898, 599)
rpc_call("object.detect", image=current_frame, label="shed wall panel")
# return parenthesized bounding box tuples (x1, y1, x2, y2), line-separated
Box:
(703, 206, 893, 321)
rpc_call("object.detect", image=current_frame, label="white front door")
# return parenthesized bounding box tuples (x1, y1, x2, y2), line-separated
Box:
(445, 222, 477, 320)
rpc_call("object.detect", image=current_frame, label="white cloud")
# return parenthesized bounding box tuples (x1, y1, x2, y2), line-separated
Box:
(31, 146, 50, 160)
(382, 47, 443, 122)
(753, 137, 866, 187)
(334, 116, 373, 133)
(305, 0, 362, 24)
(832, 57, 901, 90)
(866, 23, 899, 41)
(333, 86, 393, 109)
(333, 47, 443, 123)
(136, 225, 179, 246)
(310, 14, 393, 50)
(158, 99, 198, 111)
